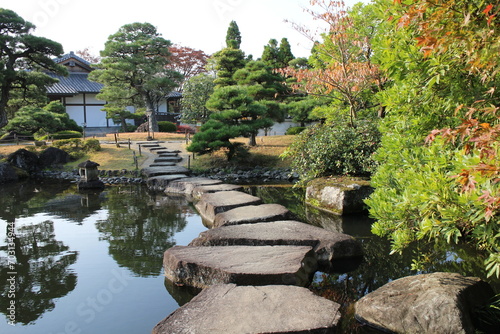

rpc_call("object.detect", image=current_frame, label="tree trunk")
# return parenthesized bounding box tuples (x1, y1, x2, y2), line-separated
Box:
(248, 133, 257, 146)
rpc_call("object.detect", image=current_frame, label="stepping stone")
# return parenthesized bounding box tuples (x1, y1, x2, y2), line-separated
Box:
(142, 166, 190, 177)
(147, 175, 189, 192)
(158, 153, 179, 157)
(153, 149, 181, 154)
(152, 284, 341, 334)
(194, 191, 262, 224)
(154, 157, 183, 163)
(190, 220, 364, 272)
(149, 163, 176, 167)
(139, 143, 161, 148)
(191, 184, 244, 199)
(211, 203, 294, 228)
(164, 177, 223, 195)
(163, 245, 317, 288)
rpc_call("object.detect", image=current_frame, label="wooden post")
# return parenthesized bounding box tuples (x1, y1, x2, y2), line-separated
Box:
(187, 155, 191, 170)
(128, 138, 131, 150)
(138, 145, 142, 156)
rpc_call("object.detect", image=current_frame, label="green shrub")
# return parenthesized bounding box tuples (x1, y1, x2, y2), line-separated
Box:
(119, 124, 138, 133)
(282, 121, 380, 181)
(38, 130, 83, 140)
(158, 121, 177, 133)
(285, 126, 306, 135)
(82, 139, 101, 152)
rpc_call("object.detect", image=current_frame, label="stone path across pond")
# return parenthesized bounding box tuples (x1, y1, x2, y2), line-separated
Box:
(135, 141, 362, 333)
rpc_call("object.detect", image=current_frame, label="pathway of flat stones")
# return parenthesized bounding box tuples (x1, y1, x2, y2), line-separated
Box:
(135, 141, 363, 333)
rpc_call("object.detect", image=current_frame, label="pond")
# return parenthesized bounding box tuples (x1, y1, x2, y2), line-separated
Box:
(1, 181, 498, 333)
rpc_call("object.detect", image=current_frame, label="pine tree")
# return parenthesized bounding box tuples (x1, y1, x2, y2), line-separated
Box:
(278, 38, 295, 68)
(225, 20, 241, 49)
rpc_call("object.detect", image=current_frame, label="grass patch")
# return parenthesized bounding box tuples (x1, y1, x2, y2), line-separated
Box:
(0, 143, 146, 171)
(102, 132, 187, 141)
(64, 144, 147, 171)
(190, 135, 294, 171)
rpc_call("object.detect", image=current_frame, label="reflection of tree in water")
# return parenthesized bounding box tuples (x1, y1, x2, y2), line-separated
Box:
(95, 185, 189, 277)
(0, 220, 77, 325)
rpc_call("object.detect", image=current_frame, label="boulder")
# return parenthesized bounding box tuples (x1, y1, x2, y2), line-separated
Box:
(163, 245, 318, 288)
(38, 147, 70, 168)
(355, 272, 495, 334)
(7, 149, 39, 173)
(194, 190, 262, 224)
(189, 220, 363, 272)
(306, 177, 373, 215)
(164, 177, 223, 195)
(153, 284, 341, 334)
(0, 162, 19, 183)
(191, 183, 244, 199)
(212, 203, 294, 228)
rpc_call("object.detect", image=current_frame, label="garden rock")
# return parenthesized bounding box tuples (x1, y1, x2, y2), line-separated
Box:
(194, 190, 262, 224)
(355, 272, 495, 334)
(190, 220, 363, 272)
(38, 147, 70, 168)
(211, 203, 294, 228)
(0, 162, 19, 183)
(7, 149, 39, 173)
(306, 177, 373, 215)
(163, 245, 318, 288)
(153, 284, 341, 334)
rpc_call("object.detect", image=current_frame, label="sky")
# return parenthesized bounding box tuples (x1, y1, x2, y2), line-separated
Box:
(1, 0, 366, 59)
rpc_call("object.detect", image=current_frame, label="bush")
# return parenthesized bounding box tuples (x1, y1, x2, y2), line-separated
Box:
(82, 139, 101, 152)
(158, 121, 177, 133)
(282, 121, 380, 181)
(38, 130, 83, 140)
(51, 138, 101, 160)
(119, 124, 138, 133)
(285, 126, 306, 135)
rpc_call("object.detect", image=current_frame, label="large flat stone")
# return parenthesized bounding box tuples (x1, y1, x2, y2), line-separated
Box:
(153, 284, 341, 334)
(194, 191, 262, 223)
(142, 166, 190, 177)
(190, 220, 363, 272)
(163, 245, 317, 288)
(355, 272, 495, 334)
(212, 203, 294, 228)
(147, 175, 189, 192)
(164, 177, 223, 195)
(191, 184, 244, 199)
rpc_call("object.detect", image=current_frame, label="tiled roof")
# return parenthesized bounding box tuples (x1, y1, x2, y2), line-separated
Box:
(46, 73, 104, 95)
(166, 91, 182, 98)
(54, 51, 93, 72)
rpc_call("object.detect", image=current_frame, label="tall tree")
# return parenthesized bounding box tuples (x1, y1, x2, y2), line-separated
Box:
(261, 39, 280, 68)
(0, 8, 67, 128)
(278, 38, 295, 68)
(89, 22, 182, 133)
(226, 20, 242, 49)
(180, 73, 215, 124)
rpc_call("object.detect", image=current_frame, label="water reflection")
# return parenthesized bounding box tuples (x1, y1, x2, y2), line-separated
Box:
(95, 188, 188, 277)
(0, 181, 205, 332)
(0, 219, 78, 325)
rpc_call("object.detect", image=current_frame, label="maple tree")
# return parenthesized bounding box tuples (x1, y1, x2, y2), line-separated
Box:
(282, 0, 383, 126)
(166, 45, 208, 90)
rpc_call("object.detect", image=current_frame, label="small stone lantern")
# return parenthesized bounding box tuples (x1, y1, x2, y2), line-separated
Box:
(77, 160, 104, 190)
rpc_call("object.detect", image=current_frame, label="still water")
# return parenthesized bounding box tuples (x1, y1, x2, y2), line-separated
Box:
(1, 181, 499, 333)
(0, 181, 206, 334)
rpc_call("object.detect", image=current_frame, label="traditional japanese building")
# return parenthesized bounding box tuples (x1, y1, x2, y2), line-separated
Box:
(47, 52, 182, 131)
